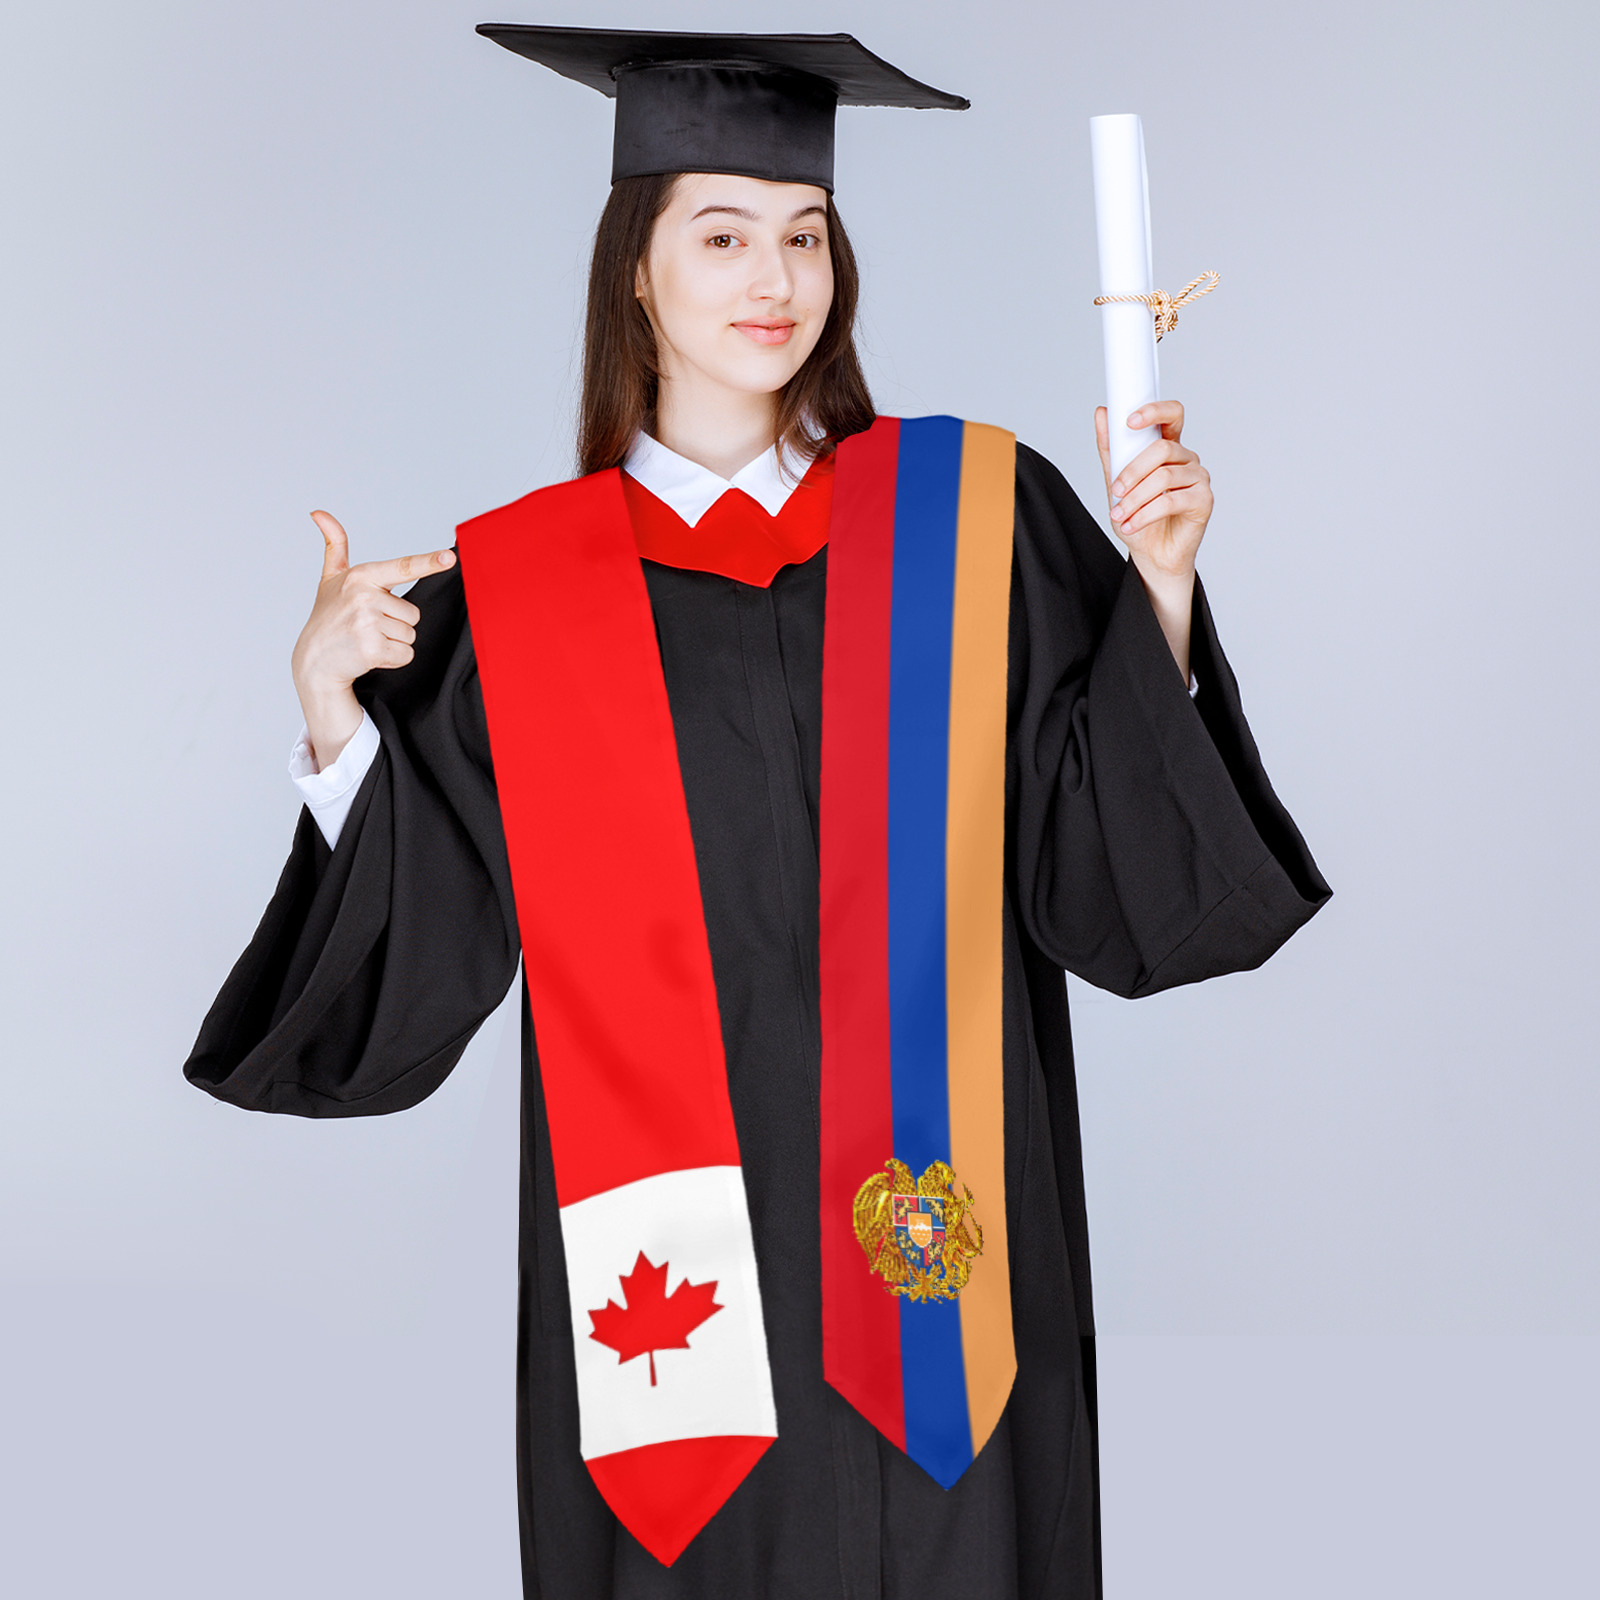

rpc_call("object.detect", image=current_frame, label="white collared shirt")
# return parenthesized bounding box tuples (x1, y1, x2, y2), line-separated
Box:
(622, 431, 812, 526)
(289, 435, 1197, 849)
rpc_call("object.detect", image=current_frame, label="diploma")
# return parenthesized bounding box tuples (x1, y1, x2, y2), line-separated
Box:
(1091, 113, 1160, 483)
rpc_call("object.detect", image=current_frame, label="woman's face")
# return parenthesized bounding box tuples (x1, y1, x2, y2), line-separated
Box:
(636, 172, 835, 399)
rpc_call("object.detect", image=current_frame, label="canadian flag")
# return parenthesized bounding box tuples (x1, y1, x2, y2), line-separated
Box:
(561, 1168, 777, 1561)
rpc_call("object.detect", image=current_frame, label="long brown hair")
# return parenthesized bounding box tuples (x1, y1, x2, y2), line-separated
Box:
(576, 172, 875, 477)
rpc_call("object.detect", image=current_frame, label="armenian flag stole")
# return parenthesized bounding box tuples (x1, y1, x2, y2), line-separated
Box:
(822, 416, 1018, 1488)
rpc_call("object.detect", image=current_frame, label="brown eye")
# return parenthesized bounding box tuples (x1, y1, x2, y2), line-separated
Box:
(789, 232, 821, 249)
(708, 234, 736, 248)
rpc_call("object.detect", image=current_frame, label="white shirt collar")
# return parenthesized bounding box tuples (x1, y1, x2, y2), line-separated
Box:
(622, 430, 812, 527)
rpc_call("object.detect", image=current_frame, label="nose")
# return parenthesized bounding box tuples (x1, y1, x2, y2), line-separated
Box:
(746, 237, 794, 305)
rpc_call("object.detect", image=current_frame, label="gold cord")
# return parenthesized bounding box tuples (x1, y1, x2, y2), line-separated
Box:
(1094, 270, 1220, 341)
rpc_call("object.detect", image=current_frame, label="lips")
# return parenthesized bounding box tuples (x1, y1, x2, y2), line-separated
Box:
(734, 320, 795, 346)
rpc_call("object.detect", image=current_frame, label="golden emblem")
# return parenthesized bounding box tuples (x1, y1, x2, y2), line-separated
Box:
(852, 1159, 984, 1302)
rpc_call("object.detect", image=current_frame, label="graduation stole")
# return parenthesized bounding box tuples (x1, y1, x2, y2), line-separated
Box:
(457, 415, 1016, 1566)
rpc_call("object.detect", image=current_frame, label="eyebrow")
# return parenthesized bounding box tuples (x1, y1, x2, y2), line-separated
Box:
(689, 203, 827, 223)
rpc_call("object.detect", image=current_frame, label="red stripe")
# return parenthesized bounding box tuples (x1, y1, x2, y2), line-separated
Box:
(818, 418, 906, 1449)
(457, 471, 740, 1207)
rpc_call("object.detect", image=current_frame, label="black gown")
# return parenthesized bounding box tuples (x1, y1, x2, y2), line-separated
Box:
(185, 442, 1329, 1599)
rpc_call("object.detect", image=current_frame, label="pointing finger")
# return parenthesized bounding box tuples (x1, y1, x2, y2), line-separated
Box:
(311, 511, 349, 579)
(357, 547, 457, 592)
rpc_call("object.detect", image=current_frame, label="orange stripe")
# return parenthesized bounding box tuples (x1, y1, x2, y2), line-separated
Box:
(946, 421, 1017, 1452)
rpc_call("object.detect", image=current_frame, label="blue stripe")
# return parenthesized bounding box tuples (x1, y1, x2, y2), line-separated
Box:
(887, 415, 974, 1486)
(899, 1294, 975, 1485)
(887, 415, 962, 1175)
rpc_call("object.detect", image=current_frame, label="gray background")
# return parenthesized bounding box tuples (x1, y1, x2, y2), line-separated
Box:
(2, 0, 1595, 1594)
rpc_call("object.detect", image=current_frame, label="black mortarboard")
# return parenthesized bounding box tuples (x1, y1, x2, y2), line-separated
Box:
(476, 24, 968, 192)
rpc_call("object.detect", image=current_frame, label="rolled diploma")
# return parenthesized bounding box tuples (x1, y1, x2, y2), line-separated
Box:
(1091, 114, 1160, 484)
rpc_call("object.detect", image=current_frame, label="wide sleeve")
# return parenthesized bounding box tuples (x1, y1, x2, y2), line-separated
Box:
(1008, 442, 1330, 997)
(184, 562, 521, 1116)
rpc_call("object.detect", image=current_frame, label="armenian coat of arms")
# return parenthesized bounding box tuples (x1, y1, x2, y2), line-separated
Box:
(852, 1158, 984, 1302)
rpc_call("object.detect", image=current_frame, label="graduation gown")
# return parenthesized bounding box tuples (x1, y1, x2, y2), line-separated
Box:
(185, 437, 1329, 1599)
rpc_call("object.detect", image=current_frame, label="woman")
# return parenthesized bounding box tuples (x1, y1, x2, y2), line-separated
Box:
(186, 26, 1329, 1600)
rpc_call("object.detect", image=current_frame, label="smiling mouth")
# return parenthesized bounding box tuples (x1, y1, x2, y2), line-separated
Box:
(734, 320, 796, 346)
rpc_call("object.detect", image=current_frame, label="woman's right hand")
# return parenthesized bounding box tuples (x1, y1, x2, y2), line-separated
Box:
(290, 510, 457, 771)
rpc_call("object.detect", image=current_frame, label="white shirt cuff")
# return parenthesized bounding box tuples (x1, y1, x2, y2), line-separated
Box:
(288, 709, 381, 850)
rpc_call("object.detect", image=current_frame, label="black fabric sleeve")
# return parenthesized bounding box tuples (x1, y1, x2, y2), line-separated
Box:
(1008, 442, 1330, 998)
(184, 563, 521, 1116)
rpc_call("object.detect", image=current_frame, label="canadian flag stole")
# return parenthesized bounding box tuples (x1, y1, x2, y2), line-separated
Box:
(456, 414, 1016, 1564)
(820, 416, 1017, 1488)
(458, 460, 777, 1571)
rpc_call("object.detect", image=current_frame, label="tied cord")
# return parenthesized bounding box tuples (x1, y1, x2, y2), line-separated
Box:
(1094, 270, 1220, 341)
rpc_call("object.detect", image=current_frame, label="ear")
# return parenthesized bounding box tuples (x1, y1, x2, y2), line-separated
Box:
(633, 259, 649, 302)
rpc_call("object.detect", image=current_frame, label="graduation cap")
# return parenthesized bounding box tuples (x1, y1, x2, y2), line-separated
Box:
(476, 24, 969, 192)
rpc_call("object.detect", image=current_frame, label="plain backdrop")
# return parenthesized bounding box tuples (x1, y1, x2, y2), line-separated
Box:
(2, 1, 1595, 1595)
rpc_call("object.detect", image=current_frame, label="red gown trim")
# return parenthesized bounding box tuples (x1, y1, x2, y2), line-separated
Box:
(623, 449, 834, 587)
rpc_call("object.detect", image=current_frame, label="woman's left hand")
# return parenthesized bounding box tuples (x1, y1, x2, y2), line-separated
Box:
(1094, 399, 1213, 582)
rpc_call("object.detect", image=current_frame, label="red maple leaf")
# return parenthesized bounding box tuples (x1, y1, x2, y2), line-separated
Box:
(587, 1252, 723, 1386)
